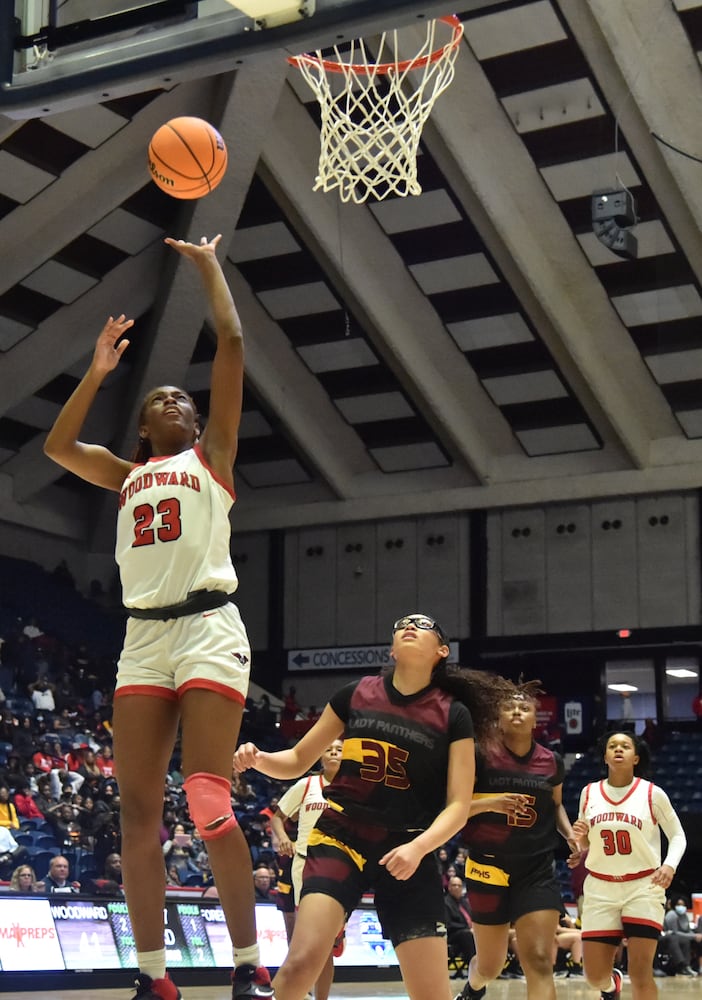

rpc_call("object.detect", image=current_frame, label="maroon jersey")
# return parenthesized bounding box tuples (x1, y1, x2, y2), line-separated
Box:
(462, 741, 564, 862)
(326, 672, 473, 831)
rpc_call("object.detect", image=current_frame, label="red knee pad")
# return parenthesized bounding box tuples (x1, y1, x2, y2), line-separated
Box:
(183, 771, 238, 841)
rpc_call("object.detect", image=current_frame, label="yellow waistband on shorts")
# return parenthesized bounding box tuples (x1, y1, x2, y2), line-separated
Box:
(466, 860, 510, 887)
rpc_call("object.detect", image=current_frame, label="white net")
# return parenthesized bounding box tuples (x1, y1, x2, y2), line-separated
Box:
(289, 17, 464, 204)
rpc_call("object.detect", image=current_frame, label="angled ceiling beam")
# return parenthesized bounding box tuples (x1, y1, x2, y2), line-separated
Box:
(261, 82, 519, 486)
(416, 30, 678, 469)
(0, 244, 163, 416)
(0, 76, 219, 296)
(225, 261, 374, 497)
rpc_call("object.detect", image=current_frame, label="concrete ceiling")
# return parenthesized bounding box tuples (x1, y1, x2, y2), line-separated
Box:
(2, 0, 702, 556)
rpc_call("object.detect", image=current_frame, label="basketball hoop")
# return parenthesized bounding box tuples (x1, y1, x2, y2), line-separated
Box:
(288, 15, 464, 204)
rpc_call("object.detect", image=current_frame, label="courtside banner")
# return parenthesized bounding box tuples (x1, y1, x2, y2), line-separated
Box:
(0, 897, 396, 972)
(288, 642, 459, 672)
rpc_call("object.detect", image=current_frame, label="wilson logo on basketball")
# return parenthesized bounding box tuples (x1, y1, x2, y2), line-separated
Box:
(149, 160, 174, 187)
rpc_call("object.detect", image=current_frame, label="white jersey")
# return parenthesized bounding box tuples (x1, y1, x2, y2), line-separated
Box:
(116, 446, 238, 608)
(278, 773, 328, 857)
(579, 777, 686, 881)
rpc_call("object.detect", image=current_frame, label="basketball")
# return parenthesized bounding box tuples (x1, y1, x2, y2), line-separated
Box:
(148, 117, 228, 199)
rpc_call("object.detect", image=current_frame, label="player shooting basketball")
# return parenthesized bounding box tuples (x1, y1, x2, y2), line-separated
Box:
(44, 234, 272, 1000)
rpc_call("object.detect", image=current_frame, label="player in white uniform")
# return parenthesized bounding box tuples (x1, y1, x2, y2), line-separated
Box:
(44, 235, 273, 1000)
(271, 740, 344, 1000)
(572, 731, 686, 1000)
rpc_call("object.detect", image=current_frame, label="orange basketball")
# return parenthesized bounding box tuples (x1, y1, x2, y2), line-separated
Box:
(148, 117, 228, 199)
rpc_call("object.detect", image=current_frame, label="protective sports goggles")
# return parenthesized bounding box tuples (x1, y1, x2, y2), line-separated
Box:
(392, 615, 448, 644)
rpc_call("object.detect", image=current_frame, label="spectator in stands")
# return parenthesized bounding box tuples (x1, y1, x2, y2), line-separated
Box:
(54, 671, 79, 713)
(168, 760, 184, 789)
(84, 852, 124, 897)
(22, 761, 39, 794)
(44, 234, 273, 1000)
(454, 846, 467, 880)
(34, 774, 54, 814)
(281, 686, 301, 722)
(74, 794, 101, 849)
(28, 678, 56, 713)
(253, 865, 276, 903)
(33, 739, 60, 774)
(166, 865, 183, 887)
(231, 770, 256, 807)
(52, 707, 75, 735)
(43, 854, 80, 894)
(50, 767, 84, 801)
(163, 823, 200, 882)
(46, 801, 83, 849)
(9, 864, 39, 893)
(436, 845, 450, 878)
(255, 694, 276, 731)
(444, 875, 476, 978)
(0, 786, 19, 829)
(78, 747, 103, 781)
(65, 742, 88, 773)
(0, 825, 28, 880)
(12, 716, 35, 761)
(660, 895, 700, 977)
(13, 780, 44, 820)
(96, 744, 116, 779)
(441, 862, 458, 893)
(92, 784, 121, 866)
(0, 752, 25, 792)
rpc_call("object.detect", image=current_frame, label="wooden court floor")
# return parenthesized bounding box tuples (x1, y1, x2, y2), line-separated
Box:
(3, 975, 701, 999)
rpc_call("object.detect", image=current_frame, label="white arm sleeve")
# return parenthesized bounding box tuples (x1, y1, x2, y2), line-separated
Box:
(653, 785, 687, 871)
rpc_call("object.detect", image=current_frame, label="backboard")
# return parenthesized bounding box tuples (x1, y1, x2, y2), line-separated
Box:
(2, 0, 505, 118)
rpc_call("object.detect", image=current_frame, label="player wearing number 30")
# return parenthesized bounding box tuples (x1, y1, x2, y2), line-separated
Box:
(44, 235, 272, 1000)
(572, 731, 686, 1000)
(234, 614, 515, 1000)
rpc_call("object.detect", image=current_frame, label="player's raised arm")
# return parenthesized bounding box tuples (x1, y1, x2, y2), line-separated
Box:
(44, 314, 135, 492)
(164, 235, 243, 485)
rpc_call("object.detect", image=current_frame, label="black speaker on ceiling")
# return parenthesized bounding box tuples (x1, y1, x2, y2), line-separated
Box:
(591, 189, 638, 260)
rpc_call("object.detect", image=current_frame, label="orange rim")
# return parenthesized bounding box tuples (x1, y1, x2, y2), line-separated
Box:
(287, 14, 463, 75)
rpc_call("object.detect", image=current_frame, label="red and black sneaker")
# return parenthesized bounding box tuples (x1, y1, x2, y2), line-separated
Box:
(131, 973, 182, 1000)
(332, 926, 346, 958)
(600, 967, 623, 1000)
(231, 964, 274, 1000)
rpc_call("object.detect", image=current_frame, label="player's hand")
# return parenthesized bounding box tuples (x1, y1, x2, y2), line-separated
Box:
(651, 864, 675, 889)
(571, 819, 589, 841)
(378, 841, 423, 881)
(277, 837, 294, 858)
(494, 793, 530, 818)
(164, 234, 222, 261)
(233, 742, 261, 772)
(92, 315, 134, 374)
